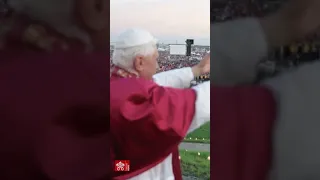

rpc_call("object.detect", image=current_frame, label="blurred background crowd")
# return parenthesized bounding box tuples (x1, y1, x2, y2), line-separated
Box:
(3, 0, 319, 83)
(110, 45, 211, 82)
(0, 0, 10, 18)
(211, 0, 283, 22)
(212, 0, 320, 81)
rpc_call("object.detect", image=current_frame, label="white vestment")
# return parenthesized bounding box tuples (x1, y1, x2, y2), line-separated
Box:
(129, 17, 271, 180)
(129, 67, 210, 180)
(212, 18, 320, 180)
(128, 17, 320, 179)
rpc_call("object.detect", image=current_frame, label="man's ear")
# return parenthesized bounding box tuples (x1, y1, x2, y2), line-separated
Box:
(134, 55, 144, 71)
(75, 0, 109, 31)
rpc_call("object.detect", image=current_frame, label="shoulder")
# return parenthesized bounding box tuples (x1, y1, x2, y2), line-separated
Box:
(264, 61, 320, 92)
(111, 78, 159, 98)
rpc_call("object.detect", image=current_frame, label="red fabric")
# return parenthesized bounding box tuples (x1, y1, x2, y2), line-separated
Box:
(172, 148, 183, 180)
(0, 18, 110, 180)
(0, 52, 109, 180)
(110, 66, 138, 79)
(211, 86, 276, 180)
(110, 77, 196, 179)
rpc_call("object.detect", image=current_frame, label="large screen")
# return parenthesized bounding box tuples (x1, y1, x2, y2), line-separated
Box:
(169, 44, 186, 55)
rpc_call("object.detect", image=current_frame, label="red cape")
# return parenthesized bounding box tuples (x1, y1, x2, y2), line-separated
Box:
(110, 77, 197, 179)
(0, 17, 112, 179)
(0, 51, 109, 179)
(211, 86, 276, 180)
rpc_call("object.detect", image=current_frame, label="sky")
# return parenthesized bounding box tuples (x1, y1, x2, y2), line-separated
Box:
(110, 0, 210, 45)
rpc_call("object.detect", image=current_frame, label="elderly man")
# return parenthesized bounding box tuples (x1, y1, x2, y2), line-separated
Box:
(111, 28, 209, 82)
(0, 0, 109, 180)
(110, 28, 210, 180)
(211, 0, 320, 179)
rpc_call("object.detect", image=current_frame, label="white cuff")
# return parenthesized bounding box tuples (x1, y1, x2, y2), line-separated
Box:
(153, 67, 194, 88)
(188, 81, 210, 133)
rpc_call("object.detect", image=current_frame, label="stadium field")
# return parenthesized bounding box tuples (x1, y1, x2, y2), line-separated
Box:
(180, 150, 210, 180)
(184, 122, 210, 144)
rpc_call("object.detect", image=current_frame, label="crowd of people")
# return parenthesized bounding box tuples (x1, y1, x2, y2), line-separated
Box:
(110, 46, 210, 81)
(211, 0, 282, 22)
(156, 50, 207, 71)
(3, 0, 320, 179)
(211, 0, 320, 81)
(157, 55, 199, 71)
(211, 1, 249, 22)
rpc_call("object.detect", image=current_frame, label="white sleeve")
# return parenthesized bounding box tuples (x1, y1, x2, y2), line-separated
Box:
(211, 18, 268, 85)
(153, 67, 194, 88)
(187, 81, 210, 134)
(262, 62, 320, 180)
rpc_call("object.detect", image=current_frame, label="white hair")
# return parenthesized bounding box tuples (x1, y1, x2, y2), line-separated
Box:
(112, 42, 157, 73)
(8, 0, 91, 45)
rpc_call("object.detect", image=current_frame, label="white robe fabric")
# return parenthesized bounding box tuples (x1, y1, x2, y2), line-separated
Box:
(264, 63, 320, 180)
(129, 67, 210, 180)
(211, 17, 320, 180)
(126, 16, 320, 179)
(127, 17, 274, 180)
(211, 18, 268, 85)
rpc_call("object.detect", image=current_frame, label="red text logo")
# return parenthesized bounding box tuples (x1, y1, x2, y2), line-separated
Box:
(114, 160, 130, 172)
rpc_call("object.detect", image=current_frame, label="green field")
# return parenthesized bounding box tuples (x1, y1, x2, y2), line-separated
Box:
(184, 122, 210, 144)
(180, 150, 210, 180)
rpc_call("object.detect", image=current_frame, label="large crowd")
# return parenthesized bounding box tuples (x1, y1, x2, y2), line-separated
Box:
(110, 46, 210, 81)
(212, 0, 320, 81)
(211, 0, 283, 22)
(156, 47, 208, 71)
(211, 1, 249, 22)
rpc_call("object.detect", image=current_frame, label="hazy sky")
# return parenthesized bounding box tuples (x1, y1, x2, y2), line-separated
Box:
(110, 0, 210, 45)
